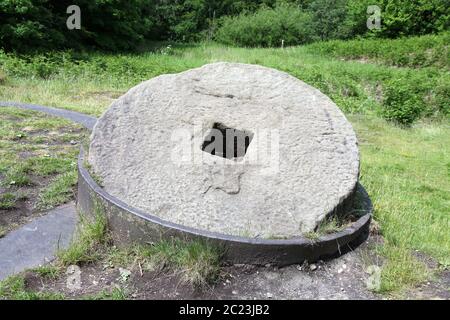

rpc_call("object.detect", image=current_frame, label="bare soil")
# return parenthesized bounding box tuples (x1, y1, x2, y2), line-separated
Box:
(22, 236, 449, 300)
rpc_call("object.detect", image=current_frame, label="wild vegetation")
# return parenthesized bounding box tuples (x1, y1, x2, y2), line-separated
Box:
(1, 0, 448, 51)
(1, 32, 448, 124)
(0, 203, 222, 300)
(0, 0, 449, 298)
(1, 33, 448, 295)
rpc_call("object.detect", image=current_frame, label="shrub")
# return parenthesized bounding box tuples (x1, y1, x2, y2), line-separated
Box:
(304, 32, 450, 69)
(380, 0, 450, 38)
(432, 84, 450, 116)
(215, 4, 315, 47)
(308, 0, 349, 40)
(380, 78, 426, 125)
(0, 69, 6, 84)
(0, 0, 156, 52)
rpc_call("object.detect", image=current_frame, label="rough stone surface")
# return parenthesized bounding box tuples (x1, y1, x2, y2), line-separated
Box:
(88, 62, 359, 238)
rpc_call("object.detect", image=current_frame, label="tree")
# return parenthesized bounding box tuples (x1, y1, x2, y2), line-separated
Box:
(309, 0, 348, 40)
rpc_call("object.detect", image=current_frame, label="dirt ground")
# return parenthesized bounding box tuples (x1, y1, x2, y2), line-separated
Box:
(0, 176, 52, 234)
(23, 236, 449, 300)
(0, 113, 86, 237)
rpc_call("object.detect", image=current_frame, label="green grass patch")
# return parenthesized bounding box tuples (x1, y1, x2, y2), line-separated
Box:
(0, 226, 6, 238)
(3, 164, 33, 187)
(304, 216, 342, 241)
(143, 239, 222, 287)
(304, 188, 369, 240)
(36, 170, 77, 210)
(0, 275, 64, 300)
(28, 157, 75, 177)
(30, 265, 61, 280)
(0, 192, 27, 210)
(0, 107, 84, 213)
(57, 203, 109, 266)
(353, 115, 450, 289)
(107, 239, 222, 287)
(375, 246, 430, 293)
(0, 192, 17, 209)
(0, 37, 448, 122)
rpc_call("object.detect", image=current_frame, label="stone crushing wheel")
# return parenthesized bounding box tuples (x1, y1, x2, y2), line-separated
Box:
(78, 62, 371, 265)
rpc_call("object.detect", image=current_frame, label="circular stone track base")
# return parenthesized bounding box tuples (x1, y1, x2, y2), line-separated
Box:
(78, 147, 371, 266)
(80, 63, 370, 265)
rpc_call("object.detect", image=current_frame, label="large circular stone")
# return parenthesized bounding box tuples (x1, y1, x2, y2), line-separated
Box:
(88, 62, 359, 239)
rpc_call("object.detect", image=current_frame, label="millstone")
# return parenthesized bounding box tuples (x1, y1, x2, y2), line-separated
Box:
(88, 62, 359, 239)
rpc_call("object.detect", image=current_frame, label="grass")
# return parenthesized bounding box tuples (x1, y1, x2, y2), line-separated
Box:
(0, 199, 221, 299)
(30, 265, 61, 280)
(353, 115, 450, 291)
(375, 245, 430, 293)
(0, 35, 448, 293)
(304, 186, 370, 240)
(0, 107, 84, 215)
(305, 32, 450, 69)
(141, 239, 222, 287)
(304, 216, 343, 241)
(0, 275, 64, 300)
(0, 192, 17, 209)
(4, 165, 33, 187)
(0, 226, 6, 238)
(36, 170, 77, 210)
(0, 210, 220, 299)
(57, 202, 110, 266)
(0, 192, 27, 210)
(47, 200, 221, 292)
(106, 239, 222, 287)
(0, 34, 448, 120)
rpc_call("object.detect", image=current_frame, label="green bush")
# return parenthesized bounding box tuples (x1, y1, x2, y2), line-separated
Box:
(1, 0, 449, 52)
(308, 0, 349, 40)
(342, 0, 450, 39)
(380, 78, 426, 125)
(432, 83, 450, 116)
(0, 69, 6, 84)
(215, 4, 315, 47)
(305, 32, 450, 69)
(380, 0, 450, 38)
(0, 0, 156, 52)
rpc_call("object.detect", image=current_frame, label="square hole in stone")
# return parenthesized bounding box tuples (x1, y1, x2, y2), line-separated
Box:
(201, 122, 254, 159)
